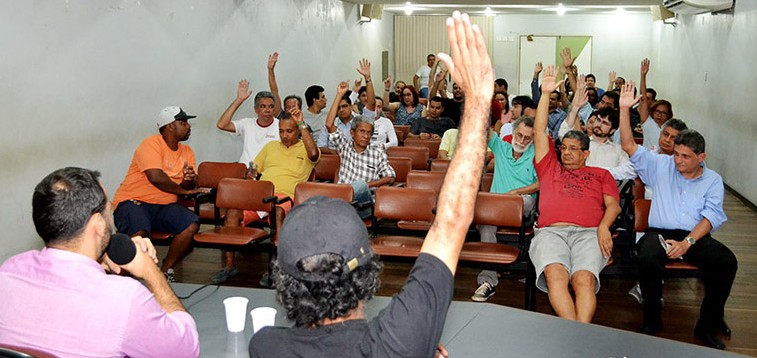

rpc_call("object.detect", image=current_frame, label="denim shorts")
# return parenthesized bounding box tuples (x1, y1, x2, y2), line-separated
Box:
(114, 200, 198, 236)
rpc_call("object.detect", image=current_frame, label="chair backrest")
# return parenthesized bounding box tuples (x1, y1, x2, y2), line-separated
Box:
(481, 173, 494, 192)
(406, 171, 446, 193)
(394, 125, 410, 141)
(387, 146, 430, 170)
(216, 178, 275, 212)
(634, 199, 651, 233)
(473, 192, 524, 228)
(387, 157, 412, 185)
(632, 178, 646, 201)
(429, 159, 450, 172)
(403, 138, 441, 159)
(294, 182, 354, 205)
(374, 186, 436, 222)
(314, 154, 341, 182)
(197, 162, 248, 188)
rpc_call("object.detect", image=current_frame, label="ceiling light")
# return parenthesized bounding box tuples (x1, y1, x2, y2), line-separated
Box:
(484, 6, 495, 17)
(556, 3, 566, 16)
(616, 6, 626, 15)
(404, 2, 413, 15)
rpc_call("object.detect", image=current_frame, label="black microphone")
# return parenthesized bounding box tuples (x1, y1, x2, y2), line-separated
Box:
(107, 233, 136, 265)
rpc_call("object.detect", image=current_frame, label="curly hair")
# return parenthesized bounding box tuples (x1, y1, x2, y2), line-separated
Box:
(272, 254, 382, 327)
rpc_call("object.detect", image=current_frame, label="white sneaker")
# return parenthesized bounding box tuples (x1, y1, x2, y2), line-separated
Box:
(628, 282, 643, 304)
(472, 282, 496, 302)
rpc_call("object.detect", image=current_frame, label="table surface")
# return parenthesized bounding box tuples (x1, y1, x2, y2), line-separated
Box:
(173, 283, 740, 358)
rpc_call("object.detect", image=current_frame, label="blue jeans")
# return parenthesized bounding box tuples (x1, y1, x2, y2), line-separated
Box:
(419, 87, 429, 99)
(351, 180, 373, 219)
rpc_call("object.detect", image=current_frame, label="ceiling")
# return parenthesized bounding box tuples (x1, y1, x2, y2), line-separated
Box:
(345, 0, 661, 15)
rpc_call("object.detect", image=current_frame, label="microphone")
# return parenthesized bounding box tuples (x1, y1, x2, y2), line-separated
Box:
(107, 233, 136, 265)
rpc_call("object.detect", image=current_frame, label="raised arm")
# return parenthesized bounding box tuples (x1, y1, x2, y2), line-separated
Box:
(534, 66, 563, 163)
(216, 80, 252, 132)
(564, 75, 588, 132)
(608, 71, 617, 91)
(619, 81, 642, 157)
(325, 81, 350, 134)
(423, 12, 493, 274)
(357, 59, 376, 111)
(267, 52, 283, 118)
(560, 48, 578, 101)
(638, 58, 651, 124)
(382, 77, 400, 112)
(292, 107, 319, 162)
(531, 62, 543, 102)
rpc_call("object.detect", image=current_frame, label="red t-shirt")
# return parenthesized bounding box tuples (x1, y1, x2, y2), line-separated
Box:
(534, 142, 619, 227)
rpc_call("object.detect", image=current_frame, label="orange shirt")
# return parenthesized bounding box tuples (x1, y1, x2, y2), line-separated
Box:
(113, 134, 196, 209)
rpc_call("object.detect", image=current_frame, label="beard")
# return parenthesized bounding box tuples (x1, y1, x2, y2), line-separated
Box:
(591, 127, 609, 138)
(512, 142, 529, 154)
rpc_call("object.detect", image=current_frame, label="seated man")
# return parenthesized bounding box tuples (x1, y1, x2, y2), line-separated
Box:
(407, 96, 456, 140)
(618, 82, 737, 349)
(317, 92, 357, 154)
(325, 61, 395, 218)
(530, 66, 621, 323)
(218, 108, 320, 281)
(113, 106, 207, 282)
(249, 13, 491, 356)
(472, 116, 539, 302)
(0, 167, 199, 357)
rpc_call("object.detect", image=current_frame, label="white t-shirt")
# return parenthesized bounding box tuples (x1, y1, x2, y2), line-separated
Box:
(371, 116, 398, 148)
(415, 65, 438, 90)
(231, 117, 279, 164)
(641, 116, 661, 151)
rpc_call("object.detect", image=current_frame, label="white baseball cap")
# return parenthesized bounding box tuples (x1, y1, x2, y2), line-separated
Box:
(157, 106, 196, 128)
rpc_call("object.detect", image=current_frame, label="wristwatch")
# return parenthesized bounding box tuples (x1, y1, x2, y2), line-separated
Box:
(684, 236, 696, 245)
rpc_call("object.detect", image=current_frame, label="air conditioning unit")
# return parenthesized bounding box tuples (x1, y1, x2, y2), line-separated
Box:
(662, 0, 733, 15)
(361, 4, 384, 20)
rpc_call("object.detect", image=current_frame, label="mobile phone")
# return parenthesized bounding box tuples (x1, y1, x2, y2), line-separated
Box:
(658, 235, 671, 251)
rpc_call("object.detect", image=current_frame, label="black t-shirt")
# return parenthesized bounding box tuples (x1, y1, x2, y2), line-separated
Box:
(249, 253, 454, 358)
(441, 99, 464, 126)
(410, 117, 457, 137)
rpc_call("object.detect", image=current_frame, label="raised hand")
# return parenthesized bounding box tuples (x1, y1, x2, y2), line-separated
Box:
(560, 48, 575, 68)
(384, 77, 391, 91)
(237, 80, 252, 102)
(357, 58, 371, 79)
(534, 62, 543, 76)
(436, 12, 494, 103)
(640, 58, 650, 76)
(608, 71, 617, 86)
(573, 75, 588, 108)
(435, 68, 447, 83)
(337, 80, 350, 96)
(352, 78, 362, 93)
(288, 106, 303, 122)
(267, 52, 279, 70)
(540, 66, 563, 95)
(619, 81, 641, 108)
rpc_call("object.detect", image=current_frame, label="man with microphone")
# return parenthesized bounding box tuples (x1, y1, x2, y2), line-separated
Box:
(0, 167, 199, 357)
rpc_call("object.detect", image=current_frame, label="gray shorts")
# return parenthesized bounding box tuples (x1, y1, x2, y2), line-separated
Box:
(529, 226, 608, 293)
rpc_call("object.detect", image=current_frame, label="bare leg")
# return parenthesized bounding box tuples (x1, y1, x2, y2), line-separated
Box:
(572, 270, 597, 323)
(273, 206, 285, 245)
(221, 209, 243, 269)
(544, 263, 577, 320)
(160, 222, 198, 272)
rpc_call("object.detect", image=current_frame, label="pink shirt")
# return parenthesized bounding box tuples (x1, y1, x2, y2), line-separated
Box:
(0, 248, 199, 357)
(535, 142, 619, 228)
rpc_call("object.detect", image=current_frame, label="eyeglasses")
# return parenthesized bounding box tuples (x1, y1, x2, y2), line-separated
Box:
(560, 145, 584, 152)
(653, 109, 670, 116)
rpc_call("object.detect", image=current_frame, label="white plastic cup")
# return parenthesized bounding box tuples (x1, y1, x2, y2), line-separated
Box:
(250, 307, 277, 333)
(222, 297, 249, 332)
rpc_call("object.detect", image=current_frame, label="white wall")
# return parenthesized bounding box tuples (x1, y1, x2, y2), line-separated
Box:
(651, 1, 757, 205)
(0, 0, 394, 261)
(491, 13, 654, 96)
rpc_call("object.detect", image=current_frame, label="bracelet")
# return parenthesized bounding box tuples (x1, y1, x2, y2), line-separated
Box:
(365, 79, 372, 83)
(297, 121, 305, 127)
(384, 88, 390, 92)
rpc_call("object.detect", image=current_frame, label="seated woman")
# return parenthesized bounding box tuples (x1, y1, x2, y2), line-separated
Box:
(382, 81, 424, 126)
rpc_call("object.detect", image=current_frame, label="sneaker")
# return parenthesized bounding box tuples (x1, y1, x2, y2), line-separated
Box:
(628, 282, 643, 304)
(471, 282, 496, 302)
(165, 269, 177, 283)
(212, 267, 239, 284)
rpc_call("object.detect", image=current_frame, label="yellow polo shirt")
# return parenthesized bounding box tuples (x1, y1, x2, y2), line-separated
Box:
(253, 140, 320, 198)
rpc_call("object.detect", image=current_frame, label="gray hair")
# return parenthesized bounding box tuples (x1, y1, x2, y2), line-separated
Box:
(254, 91, 275, 107)
(350, 115, 375, 131)
(512, 116, 534, 131)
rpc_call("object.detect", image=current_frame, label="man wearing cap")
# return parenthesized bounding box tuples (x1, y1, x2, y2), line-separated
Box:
(249, 11, 491, 357)
(113, 106, 207, 282)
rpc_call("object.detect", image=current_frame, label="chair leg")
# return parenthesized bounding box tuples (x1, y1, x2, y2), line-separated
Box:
(259, 245, 277, 289)
(525, 260, 536, 311)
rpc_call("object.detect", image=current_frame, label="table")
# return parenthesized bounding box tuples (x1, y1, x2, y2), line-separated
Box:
(173, 283, 740, 357)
